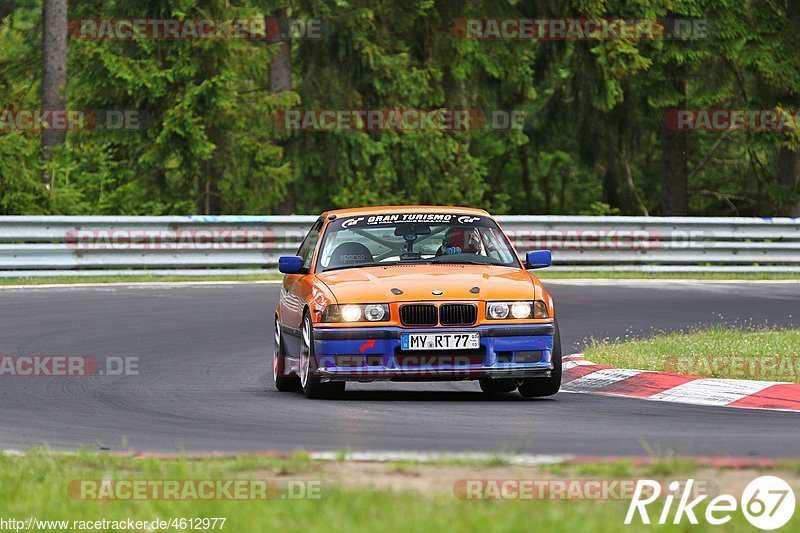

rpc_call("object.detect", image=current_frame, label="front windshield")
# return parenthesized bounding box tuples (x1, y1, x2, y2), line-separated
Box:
(317, 212, 521, 272)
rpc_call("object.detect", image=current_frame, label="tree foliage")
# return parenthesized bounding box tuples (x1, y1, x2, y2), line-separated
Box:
(0, 0, 798, 215)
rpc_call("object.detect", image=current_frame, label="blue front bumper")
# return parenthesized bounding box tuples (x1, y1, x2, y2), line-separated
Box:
(312, 323, 555, 382)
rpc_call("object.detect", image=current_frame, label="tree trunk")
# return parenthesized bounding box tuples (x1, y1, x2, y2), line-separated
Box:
(598, 89, 649, 216)
(660, 81, 688, 215)
(269, 9, 296, 214)
(778, 146, 800, 216)
(773, 0, 800, 219)
(558, 164, 568, 213)
(517, 145, 534, 211)
(603, 123, 648, 215)
(540, 162, 552, 214)
(269, 34, 292, 93)
(41, 0, 68, 187)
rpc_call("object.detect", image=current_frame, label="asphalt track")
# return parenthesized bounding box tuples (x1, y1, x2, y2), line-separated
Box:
(0, 280, 798, 457)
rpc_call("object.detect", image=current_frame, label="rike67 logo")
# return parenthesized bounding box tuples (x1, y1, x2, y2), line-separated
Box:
(626, 476, 796, 530)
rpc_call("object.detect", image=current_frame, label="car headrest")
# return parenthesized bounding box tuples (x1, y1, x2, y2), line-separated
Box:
(328, 242, 375, 267)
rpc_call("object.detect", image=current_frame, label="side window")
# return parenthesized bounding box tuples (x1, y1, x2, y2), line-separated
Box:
(297, 219, 323, 269)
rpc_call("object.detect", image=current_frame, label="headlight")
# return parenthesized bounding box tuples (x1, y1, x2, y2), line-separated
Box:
(321, 304, 390, 323)
(487, 302, 510, 319)
(486, 301, 549, 319)
(511, 302, 532, 319)
(364, 304, 387, 321)
(340, 305, 363, 322)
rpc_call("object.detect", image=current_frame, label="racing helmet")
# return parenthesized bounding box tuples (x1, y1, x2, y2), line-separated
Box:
(443, 227, 482, 253)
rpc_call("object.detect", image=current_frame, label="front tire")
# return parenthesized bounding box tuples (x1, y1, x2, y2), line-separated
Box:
(274, 316, 301, 392)
(518, 319, 562, 398)
(300, 313, 345, 399)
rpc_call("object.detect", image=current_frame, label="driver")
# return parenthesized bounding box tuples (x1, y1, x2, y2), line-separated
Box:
(441, 227, 483, 255)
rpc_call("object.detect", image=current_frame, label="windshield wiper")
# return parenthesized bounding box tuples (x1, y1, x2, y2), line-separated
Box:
(322, 261, 398, 272)
(430, 257, 499, 266)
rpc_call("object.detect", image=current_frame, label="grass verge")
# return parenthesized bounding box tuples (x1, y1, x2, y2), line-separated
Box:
(584, 327, 800, 381)
(1, 451, 798, 532)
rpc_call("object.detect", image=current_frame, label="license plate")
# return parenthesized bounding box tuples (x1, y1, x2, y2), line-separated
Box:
(400, 332, 480, 351)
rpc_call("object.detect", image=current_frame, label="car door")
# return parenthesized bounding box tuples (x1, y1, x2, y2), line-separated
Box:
(280, 218, 323, 352)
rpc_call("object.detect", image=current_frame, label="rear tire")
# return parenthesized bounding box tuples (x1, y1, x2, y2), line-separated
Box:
(274, 316, 301, 392)
(518, 319, 562, 398)
(300, 314, 346, 399)
(479, 378, 518, 393)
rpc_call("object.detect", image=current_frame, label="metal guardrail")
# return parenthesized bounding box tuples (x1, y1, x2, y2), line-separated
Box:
(0, 215, 798, 275)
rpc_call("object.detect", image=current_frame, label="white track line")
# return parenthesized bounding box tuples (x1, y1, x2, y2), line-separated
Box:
(648, 379, 779, 407)
(309, 451, 575, 466)
(2, 449, 24, 456)
(3, 449, 573, 465)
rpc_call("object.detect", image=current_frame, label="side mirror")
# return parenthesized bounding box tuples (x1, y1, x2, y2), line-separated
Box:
(525, 250, 552, 270)
(279, 256, 304, 274)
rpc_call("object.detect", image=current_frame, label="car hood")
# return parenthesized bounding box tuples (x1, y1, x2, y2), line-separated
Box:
(316, 264, 539, 303)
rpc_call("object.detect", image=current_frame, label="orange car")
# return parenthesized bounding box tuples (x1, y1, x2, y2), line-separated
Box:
(274, 206, 559, 399)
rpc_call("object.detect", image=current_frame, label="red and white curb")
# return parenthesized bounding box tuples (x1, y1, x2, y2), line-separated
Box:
(562, 354, 800, 412)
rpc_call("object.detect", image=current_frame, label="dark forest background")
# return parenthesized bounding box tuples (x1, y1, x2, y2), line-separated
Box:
(1, 0, 798, 216)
